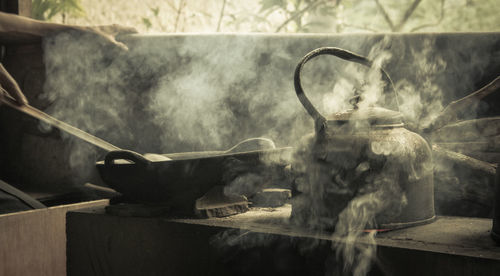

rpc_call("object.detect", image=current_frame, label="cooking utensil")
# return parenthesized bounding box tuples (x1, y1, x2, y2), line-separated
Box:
(2, 89, 291, 215)
(291, 47, 435, 229)
(432, 144, 496, 217)
(426, 75, 500, 133)
(158, 137, 277, 160)
(0, 88, 120, 152)
(97, 145, 293, 215)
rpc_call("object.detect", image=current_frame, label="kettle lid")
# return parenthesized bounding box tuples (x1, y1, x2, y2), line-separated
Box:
(327, 107, 404, 127)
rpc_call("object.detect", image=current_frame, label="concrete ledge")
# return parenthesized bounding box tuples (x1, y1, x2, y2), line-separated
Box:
(67, 205, 500, 275)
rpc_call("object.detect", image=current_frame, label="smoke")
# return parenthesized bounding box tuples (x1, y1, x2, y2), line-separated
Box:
(286, 34, 497, 276)
(39, 31, 499, 275)
(40, 29, 138, 182)
(148, 36, 258, 149)
(288, 43, 398, 275)
(203, 36, 439, 275)
(39, 33, 459, 155)
(327, 152, 411, 276)
(395, 39, 447, 130)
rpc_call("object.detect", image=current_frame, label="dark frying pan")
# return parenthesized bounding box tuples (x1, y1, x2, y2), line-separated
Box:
(96, 145, 292, 213)
(1, 92, 292, 212)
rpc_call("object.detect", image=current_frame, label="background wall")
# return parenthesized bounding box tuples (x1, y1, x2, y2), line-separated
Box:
(3, 32, 493, 191)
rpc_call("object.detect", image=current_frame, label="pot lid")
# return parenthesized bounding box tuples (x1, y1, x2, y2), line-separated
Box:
(326, 107, 404, 126)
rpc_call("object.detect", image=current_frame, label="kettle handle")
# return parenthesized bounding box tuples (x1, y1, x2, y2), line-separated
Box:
(294, 47, 397, 131)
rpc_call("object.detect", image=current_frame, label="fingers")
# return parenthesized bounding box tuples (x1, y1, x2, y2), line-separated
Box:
(0, 83, 28, 105)
(89, 24, 138, 51)
(0, 64, 28, 105)
(108, 37, 129, 51)
(95, 24, 138, 36)
(114, 25, 138, 36)
(79, 26, 131, 52)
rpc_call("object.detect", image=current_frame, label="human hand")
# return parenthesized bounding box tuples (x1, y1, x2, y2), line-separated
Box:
(68, 24, 137, 51)
(0, 63, 28, 106)
(0, 11, 137, 51)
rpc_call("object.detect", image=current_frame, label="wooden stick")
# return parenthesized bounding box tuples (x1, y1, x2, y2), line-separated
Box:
(1, 88, 120, 152)
(432, 144, 496, 175)
(426, 75, 500, 133)
(431, 117, 500, 142)
(435, 139, 500, 154)
(459, 151, 500, 164)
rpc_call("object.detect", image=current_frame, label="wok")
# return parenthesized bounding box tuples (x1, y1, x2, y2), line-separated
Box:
(1, 92, 292, 213)
(97, 143, 292, 214)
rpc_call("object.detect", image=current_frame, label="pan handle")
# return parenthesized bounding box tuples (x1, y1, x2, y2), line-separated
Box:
(104, 150, 151, 167)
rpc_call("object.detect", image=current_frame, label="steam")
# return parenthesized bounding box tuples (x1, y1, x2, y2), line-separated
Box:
(148, 36, 258, 149)
(395, 39, 447, 130)
(289, 44, 402, 275)
(207, 36, 440, 275)
(38, 31, 499, 275)
(328, 151, 410, 276)
(143, 35, 314, 152)
(40, 30, 137, 182)
(39, 33, 453, 155)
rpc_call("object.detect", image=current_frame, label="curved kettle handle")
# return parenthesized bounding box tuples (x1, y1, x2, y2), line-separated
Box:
(294, 47, 396, 131)
(104, 150, 151, 168)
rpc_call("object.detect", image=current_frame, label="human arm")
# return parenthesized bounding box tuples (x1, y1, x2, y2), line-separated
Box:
(0, 12, 137, 105)
(0, 63, 27, 105)
(0, 11, 136, 49)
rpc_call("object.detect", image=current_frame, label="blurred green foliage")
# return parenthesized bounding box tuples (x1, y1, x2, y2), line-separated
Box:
(141, 6, 166, 31)
(254, 0, 500, 33)
(32, 0, 85, 21)
(32, 0, 500, 33)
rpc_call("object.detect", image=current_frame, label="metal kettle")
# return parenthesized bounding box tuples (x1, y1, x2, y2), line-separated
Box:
(291, 47, 435, 230)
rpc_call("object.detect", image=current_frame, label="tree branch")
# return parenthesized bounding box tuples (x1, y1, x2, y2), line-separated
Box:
(374, 0, 424, 32)
(174, 0, 186, 32)
(275, 0, 326, 32)
(334, 0, 343, 32)
(394, 0, 423, 31)
(409, 0, 445, 32)
(342, 23, 379, 33)
(216, 0, 227, 32)
(373, 0, 395, 31)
